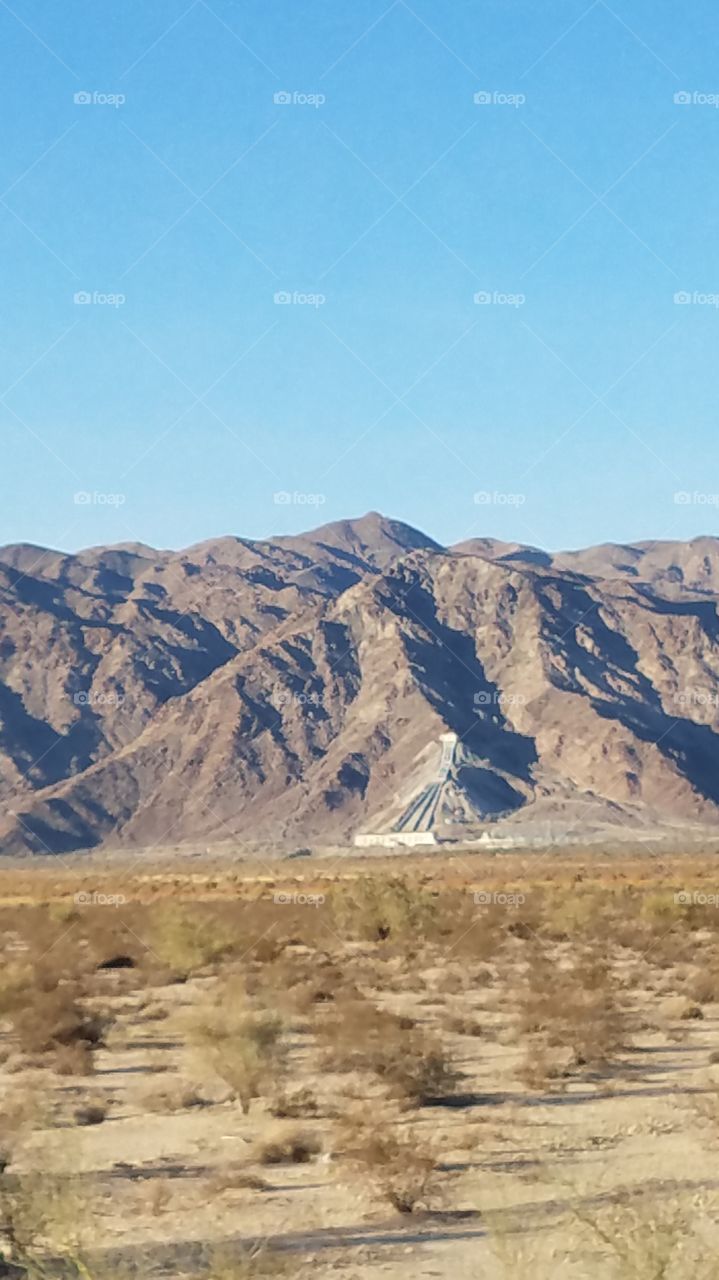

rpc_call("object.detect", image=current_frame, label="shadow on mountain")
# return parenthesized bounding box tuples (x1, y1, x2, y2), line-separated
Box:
(133, 605, 237, 699)
(11, 798, 104, 855)
(395, 579, 537, 784)
(498, 548, 553, 568)
(542, 580, 719, 805)
(455, 763, 527, 816)
(0, 683, 103, 788)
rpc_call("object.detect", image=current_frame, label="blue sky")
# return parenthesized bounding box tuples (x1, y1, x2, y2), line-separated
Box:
(1, 0, 717, 553)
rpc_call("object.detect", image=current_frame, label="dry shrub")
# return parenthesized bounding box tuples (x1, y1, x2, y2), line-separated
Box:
(516, 1044, 566, 1093)
(133, 999, 170, 1024)
(251, 934, 285, 965)
(256, 1127, 321, 1165)
(538, 885, 635, 946)
(434, 969, 467, 995)
(445, 899, 508, 963)
(319, 993, 457, 1104)
(190, 981, 286, 1113)
(517, 943, 628, 1084)
(0, 960, 36, 1014)
(691, 1080, 719, 1137)
(687, 966, 719, 1005)
(331, 875, 442, 945)
(368, 1037, 460, 1106)
(205, 1241, 297, 1278)
(341, 1115, 441, 1214)
(147, 1180, 172, 1218)
(446, 1013, 483, 1036)
(52, 1040, 96, 1077)
(270, 1088, 321, 1119)
(256, 951, 354, 1016)
(73, 1102, 107, 1127)
(568, 1187, 715, 1280)
(319, 995, 413, 1068)
(145, 904, 238, 978)
(0, 1170, 92, 1276)
(0, 1088, 45, 1169)
(138, 1081, 204, 1114)
(10, 976, 109, 1073)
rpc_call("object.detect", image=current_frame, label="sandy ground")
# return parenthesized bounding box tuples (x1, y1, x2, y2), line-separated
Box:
(2, 851, 719, 1277)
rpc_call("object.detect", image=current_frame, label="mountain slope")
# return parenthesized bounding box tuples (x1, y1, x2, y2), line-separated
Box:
(1, 518, 719, 854)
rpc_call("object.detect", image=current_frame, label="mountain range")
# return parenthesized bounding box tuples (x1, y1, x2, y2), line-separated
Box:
(2, 512, 719, 855)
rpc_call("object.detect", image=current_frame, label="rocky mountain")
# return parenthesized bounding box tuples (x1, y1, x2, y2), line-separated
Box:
(1, 515, 719, 854)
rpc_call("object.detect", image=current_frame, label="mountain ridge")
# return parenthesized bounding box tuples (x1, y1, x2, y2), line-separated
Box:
(2, 513, 719, 854)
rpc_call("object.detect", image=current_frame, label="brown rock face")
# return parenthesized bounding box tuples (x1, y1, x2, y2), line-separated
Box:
(1, 515, 719, 854)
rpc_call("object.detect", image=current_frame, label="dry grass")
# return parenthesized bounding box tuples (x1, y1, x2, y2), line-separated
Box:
(204, 1241, 298, 1278)
(1, 855, 719, 1276)
(517, 943, 629, 1085)
(189, 979, 286, 1113)
(8, 975, 109, 1076)
(340, 1114, 442, 1214)
(317, 992, 457, 1103)
(145, 904, 239, 978)
(256, 1126, 322, 1165)
(331, 874, 443, 944)
(269, 1087, 322, 1118)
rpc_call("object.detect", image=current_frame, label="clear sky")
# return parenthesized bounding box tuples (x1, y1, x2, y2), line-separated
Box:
(1, 0, 717, 553)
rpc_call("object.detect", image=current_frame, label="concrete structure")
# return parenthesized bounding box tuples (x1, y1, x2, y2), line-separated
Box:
(393, 732, 458, 835)
(353, 733, 459, 848)
(353, 831, 437, 849)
